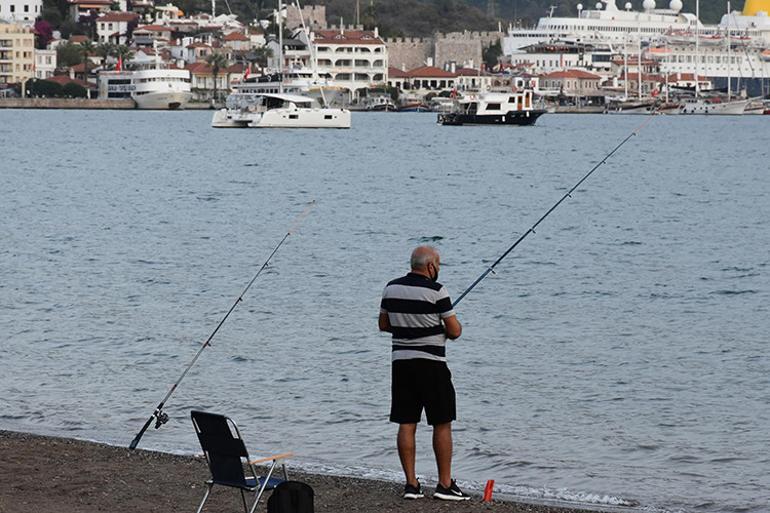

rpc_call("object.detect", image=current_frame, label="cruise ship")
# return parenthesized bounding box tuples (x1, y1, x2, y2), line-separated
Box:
(504, 0, 770, 96)
(98, 56, 192, 110)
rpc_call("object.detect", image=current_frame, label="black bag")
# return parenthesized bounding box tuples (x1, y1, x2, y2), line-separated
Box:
(267, 481, 315, 513)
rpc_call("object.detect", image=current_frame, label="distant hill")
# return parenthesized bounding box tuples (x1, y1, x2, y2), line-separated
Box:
(51, 0, 739, 37)
(311, 0, 742, 35)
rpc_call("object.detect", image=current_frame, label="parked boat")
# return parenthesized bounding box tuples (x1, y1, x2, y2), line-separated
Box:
(99, 67, 191, 110)
(679, 96, 749, 115)
(211, 92, 350, 128)
(438, 89, 546, 126)
(399, 102, 431, 112)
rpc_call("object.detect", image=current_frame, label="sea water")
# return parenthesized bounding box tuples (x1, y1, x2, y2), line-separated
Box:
(0, 110, 767, 513)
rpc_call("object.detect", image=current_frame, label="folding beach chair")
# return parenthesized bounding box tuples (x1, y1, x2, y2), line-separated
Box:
(191, 410, 292, 513)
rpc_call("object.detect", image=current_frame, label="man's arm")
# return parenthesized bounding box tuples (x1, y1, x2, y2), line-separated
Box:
(379, 312, 392, 333)
(443, 314, 462, 340)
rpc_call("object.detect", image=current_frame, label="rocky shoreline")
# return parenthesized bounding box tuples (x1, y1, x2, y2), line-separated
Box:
(0, 430, 609, 513)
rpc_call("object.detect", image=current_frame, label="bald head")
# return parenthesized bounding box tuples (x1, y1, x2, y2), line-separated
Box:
(411, 245, 440, 279)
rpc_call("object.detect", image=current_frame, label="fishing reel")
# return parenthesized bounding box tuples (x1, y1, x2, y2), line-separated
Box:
(154, 410, 169, 429)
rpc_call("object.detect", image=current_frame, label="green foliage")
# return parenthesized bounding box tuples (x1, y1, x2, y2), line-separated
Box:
(482, 39, 502, 69)
(62, 82, 88, 97)
(56, 42, 84, 67)
(27, 78, 64, 97)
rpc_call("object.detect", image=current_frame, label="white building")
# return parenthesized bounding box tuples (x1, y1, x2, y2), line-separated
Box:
(0, 0, 42, 24)
(308, 28, 388, 97)
(34, 48, 56, 78)
(96, 11, 139, 45)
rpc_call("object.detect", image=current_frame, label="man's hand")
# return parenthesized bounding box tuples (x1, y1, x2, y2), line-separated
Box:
(379, 312, 393, 333)
(443, 315, 462, 340)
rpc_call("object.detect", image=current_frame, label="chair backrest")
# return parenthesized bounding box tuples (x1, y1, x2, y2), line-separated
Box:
(191, 410, 250, 487)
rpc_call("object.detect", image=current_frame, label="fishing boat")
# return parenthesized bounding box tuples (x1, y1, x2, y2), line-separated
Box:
(211, 92, 350, 128)
(437, 89, 546, 126)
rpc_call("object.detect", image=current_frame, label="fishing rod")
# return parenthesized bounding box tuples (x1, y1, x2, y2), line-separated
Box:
(452, 116, 655, 308)
(129, 201, 316, 450)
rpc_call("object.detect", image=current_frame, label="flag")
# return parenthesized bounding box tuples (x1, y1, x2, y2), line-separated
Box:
(244, 63, 250, 80)
(117, 55, 122, 72)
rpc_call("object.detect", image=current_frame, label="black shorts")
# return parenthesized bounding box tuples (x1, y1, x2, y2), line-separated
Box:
(390, 359, 456, 426)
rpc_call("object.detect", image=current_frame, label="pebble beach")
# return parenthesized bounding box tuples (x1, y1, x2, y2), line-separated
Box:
(0, 430, 607, 513)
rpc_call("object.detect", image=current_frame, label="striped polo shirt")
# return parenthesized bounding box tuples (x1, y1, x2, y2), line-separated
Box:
(380, 272, 456, 362)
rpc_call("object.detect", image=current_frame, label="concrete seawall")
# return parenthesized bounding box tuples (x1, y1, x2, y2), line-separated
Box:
(0, 98, 137, 109)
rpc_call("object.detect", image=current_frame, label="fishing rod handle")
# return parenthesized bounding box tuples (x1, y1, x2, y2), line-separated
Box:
(129, 414, 155, 450)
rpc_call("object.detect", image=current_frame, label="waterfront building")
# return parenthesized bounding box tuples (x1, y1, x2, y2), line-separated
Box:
(454, 67, 494, 91)
(538, 69, 604, 98)
(0, 21, 33, 85)
(34, 48, 56, 79)
(0, 0, 42, 24)
(67, 0, 112, 22)
(185, 60, 243, 100)
(132, 25, 173, 47)
(154, 2, 182, 23)
(223, 31, 251, 52)
(308, 28, 388, 97)
(96, 11, 140, 45)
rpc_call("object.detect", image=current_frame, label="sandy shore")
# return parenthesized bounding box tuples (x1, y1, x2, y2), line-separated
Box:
(0, 430, 600, 513)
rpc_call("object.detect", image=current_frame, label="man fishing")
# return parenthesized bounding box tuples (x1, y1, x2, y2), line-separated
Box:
(379, 245, 470, 501)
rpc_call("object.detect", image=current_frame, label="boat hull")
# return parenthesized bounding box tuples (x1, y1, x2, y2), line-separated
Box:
(679, 99, 749, 115)
(134, 91, 192, 110)
(212, 107, 351, 128)
(438, 109, 546, 126)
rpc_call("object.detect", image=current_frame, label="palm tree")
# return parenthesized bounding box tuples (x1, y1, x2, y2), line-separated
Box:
(205, 52, 230, 103)
(78, 39, 96, 98)
(95, 42, 115, 67)
(113, 44, 134, 69)
(246, 46, 272, 69)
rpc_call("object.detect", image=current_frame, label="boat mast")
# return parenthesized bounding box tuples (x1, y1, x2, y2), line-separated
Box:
(726, 0, 731, 100)
(278, 0, 284, 94)
(695, 0, 700, 97)
(637, 10, 642, 100)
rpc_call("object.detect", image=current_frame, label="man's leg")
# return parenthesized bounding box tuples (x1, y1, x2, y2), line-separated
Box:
(397, 423, 418, 486)
(433, 422, 452, 488)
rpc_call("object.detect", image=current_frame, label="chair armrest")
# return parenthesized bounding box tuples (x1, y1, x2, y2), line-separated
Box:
(248, 452, 294, 465)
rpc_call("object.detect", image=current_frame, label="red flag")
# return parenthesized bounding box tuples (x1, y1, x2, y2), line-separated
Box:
(117, 55, 122, 72)
(244, 63, 250, 80)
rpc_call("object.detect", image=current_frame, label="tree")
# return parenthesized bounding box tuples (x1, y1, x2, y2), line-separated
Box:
(28, 78, 64, 97)
(56, 42, 84, 67)
(245, 46, 272, 69)
(205, 52, 230, 102)
(62, 82, 88, 98)
(34, 19, 54, 49)
(113, 44, 134, 68)
(482, 40, 502, 70)
(78, 39, 95, 98)
(95, 42, 115, 67)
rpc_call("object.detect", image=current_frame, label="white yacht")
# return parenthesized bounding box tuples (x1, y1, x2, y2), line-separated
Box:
(98, 52, 191, 110)
(211, 92, 350, 128)
(678, 96, 749, 114)
(211, 0, 350, 128)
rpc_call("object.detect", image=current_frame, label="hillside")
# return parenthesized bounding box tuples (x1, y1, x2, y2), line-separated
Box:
(309, 0, 740, 35)
(41, 0, 748, 38)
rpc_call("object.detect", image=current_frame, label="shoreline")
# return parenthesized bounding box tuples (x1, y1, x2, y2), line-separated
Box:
(0, 430, 615, 513)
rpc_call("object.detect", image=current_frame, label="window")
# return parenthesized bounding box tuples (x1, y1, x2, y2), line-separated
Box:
(24, 5, 29, 12)
(289, 114, 298, 119)
(324, 114, 333, 119)
(487, 103, 501, 110)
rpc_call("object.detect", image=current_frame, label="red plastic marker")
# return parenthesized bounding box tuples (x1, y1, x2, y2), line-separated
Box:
(482, 480, 495, 502)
